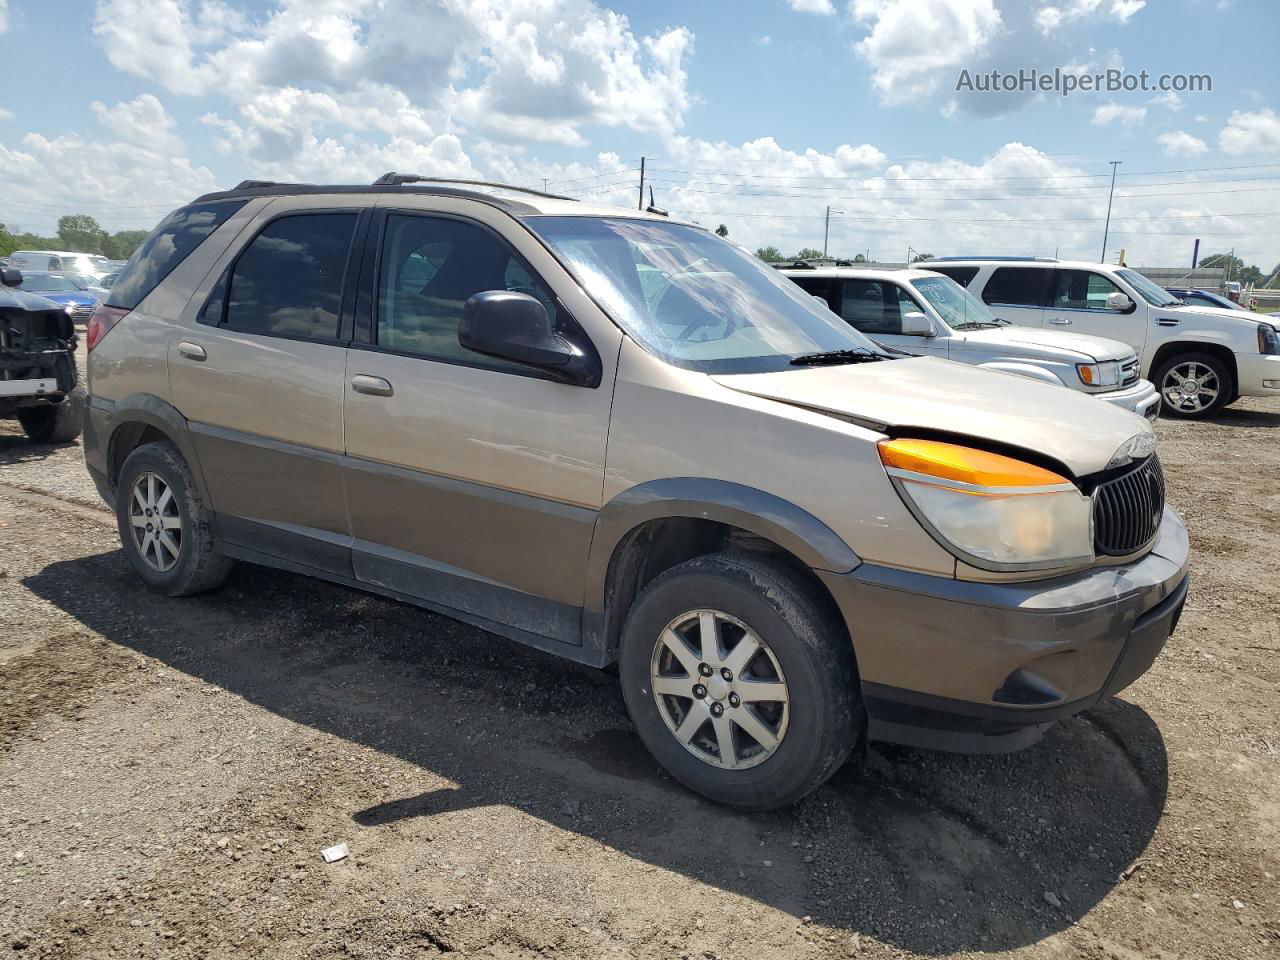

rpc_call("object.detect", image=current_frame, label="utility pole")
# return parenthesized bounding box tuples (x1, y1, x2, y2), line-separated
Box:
(1100, 160, 1121, 263)
(542, 178, 548, 193)
(638, 157, 646, 211)
(822, 206, 845, 256)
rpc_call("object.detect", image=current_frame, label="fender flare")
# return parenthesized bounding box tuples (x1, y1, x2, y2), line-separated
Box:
(102, 393, 211, 503)
(976, 360, 1068, 387)
(582, 477, 861, 618)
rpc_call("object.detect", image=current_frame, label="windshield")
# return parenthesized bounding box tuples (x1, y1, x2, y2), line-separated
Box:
(23, 274, 76, 292)
(909, 275, 1000, 329)
(1117, 269, 1182, 307)
(525, 217, 885, 373)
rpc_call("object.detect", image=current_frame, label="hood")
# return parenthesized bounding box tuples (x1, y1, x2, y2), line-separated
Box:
(31, 291, 95, 308)
(954, 325, 1134, 362)
(712, 356, 1150, 477)
(1174, 303, 1280, 330)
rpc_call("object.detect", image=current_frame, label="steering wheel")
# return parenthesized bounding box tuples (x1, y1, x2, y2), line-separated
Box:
(676, 313, 737, 343)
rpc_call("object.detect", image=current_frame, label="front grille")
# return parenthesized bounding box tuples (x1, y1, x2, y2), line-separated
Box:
(1092, 455, 1165, 556)
(1120, 357, 1140, 387)
(70, 304, 93, 322)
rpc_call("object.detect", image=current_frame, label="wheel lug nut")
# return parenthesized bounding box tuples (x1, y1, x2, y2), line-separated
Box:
(720, 667, 732, 681)
(698, 663, 712, 677)
(692, 684, 706, 699)
(710, 703, 724, 717)
(728, 693, 740, 708)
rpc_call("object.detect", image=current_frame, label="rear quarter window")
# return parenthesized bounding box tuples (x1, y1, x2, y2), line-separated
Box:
(929, 265, 979, 287)
(980, 267, 1053, 307)
(107, 200, 247, 311)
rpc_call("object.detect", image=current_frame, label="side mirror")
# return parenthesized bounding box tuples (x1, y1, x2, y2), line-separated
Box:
(0, 267, 21, 287)
(1106, 292, 1134, 312)
(459, 291, 598, 387)
(900, 311, 934, 336)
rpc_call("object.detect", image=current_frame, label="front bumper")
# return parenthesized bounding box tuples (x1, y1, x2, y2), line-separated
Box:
(1097, 378, 1161, 422)
(819, 506, 1189, 753)
(1234, 352, 1280, 396)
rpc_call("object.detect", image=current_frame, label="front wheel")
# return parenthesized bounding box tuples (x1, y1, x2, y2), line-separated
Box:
(1154, 352, 1232, 418)
(17, 389, 84, 443)
(619, 553, 861, 810)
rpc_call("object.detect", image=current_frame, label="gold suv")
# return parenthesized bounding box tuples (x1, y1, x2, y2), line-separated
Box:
(82, 175, 1189, 809)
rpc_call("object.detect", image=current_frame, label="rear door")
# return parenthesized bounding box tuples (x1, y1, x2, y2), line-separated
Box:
(168, 201, 367, 577)
(977, 266, 1054, 329)
(1044, 268, 1148, 354)
(341, 206, 616, 646)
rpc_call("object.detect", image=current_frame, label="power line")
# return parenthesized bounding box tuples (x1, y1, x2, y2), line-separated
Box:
(647, 161, 1280, 183)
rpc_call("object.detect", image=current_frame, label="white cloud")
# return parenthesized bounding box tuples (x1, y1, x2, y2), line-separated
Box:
(1149, 91, 1182, 111)
(1092, 102, 1147, 127)
(0, 106, 12, 122)
(1218, 108, 1280, 155)
(91, 94, 185, 155)
(1156, 130, 1208, 158)
(852, 0, 1003, 102)
(787, 0, 835, 13)
(0, 0, 8, 33)
(756, 35, 773, 47)
(1034, 0, 1145, 34)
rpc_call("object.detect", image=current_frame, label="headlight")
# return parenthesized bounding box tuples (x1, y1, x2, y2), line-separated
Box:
(1077, 361, 1120, 386)
(879, 438, 1094, 572)
(1259, 324, 1280, 356)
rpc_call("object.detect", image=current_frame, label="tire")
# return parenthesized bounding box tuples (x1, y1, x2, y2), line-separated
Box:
(1154, 351, 1233, 419)
(619, 552, 861, 810)
(17, 389, 84, 443)
(116, 441, 233, 597)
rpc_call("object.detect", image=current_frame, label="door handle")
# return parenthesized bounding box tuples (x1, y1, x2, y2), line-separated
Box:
(351, 374, 394, 397)
(1047, 318, 1072, 325)
(177, 341, 207, 361)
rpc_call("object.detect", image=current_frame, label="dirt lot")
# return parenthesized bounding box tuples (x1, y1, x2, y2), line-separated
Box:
(0, 394, 1277, 960)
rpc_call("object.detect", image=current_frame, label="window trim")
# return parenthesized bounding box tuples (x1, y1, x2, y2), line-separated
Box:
(196, 207, 367, 347)
(354, 207, 600, 386)
(1045, 268, 1133, 314)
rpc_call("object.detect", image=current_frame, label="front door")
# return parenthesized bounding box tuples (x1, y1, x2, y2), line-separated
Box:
(342, 210, 613, 646)
(1044, 268, 1149, 354)
(168, 206, 363, 576)
(835, 278, 948, 358)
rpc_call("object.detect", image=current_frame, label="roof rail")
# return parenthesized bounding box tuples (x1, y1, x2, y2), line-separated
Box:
(930, 255, 1059, 262)
(372, 173, 577, 202)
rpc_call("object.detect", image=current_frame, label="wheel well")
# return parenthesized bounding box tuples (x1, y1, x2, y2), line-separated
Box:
(107, 422, 172, 486)
(600, 517, 849, 665)
(1150, 341, 1237, 391)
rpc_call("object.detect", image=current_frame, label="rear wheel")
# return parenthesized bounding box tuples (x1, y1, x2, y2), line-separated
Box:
(619, 553, 861, 810)
(116, 441, 233, 596)
(17, 389, 83, 443)
(1155, 352, 1232, 418)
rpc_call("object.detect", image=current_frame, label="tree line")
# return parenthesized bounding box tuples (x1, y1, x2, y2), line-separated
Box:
(0, 214, 148, 261)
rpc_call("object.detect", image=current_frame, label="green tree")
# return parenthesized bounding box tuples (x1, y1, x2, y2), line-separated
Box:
(852, 253, 867, 263)
(1201, 252, 1263, 285)
(755, 245, 784, 262)
(794, 247, 823, 260)
(910, 251, 934, 263)
(715, 224, 729, 238)
(104, 230, 148, 261)
(57, 214, 108, 255)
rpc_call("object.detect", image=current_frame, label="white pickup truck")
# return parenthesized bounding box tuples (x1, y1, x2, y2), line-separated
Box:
(925, 257, 1280, 419)
(781, 265, 1161, 421)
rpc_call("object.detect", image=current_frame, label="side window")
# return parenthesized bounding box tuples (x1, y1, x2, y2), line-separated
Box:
(839, 279, 901, 335)
(375, 214, 561, 371)
(1050, 270, 1122, 310)
(981, 267, 1053, 307)
(930, 265, 979, 287)
(209, 213, 357, 340)
(789, 276, 834, 309)
(894, 284, 925, 319)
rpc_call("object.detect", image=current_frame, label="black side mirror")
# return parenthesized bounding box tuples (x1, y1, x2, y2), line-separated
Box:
(459, 291, 599, 387)
(1, 267, 21, 287)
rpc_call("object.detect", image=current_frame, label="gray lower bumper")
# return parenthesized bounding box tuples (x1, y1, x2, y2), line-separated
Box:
(819, 507, 1189, 753)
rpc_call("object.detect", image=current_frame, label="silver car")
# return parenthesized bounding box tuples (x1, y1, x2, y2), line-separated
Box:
(783, 266, 1160, 421)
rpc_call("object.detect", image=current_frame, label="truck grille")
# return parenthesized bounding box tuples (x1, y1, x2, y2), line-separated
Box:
(1120, 356, 1140, 387)
(69, 304, 94, 323)
(1092, 455, 1165, 556)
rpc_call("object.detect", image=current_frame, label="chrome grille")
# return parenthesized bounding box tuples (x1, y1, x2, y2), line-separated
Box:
(1092, 455, 1165, 556)
(70, 304, 94, 322)
(1120, 356, 1140, 387)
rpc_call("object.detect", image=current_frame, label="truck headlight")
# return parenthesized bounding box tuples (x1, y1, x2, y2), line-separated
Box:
(1077, 361, 1120, 386)
(1258, 324, 1280, 356)
(879, 438, 1094, 572)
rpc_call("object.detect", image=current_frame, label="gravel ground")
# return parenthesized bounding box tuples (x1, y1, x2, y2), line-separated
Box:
(0, 392, 1277, 959)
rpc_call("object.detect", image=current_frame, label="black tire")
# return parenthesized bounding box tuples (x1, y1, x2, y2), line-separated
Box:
(116, 441, 233, 597)
(17, 389, 84, 443)
(1154, 351, 1233, 419)
(619, 553, 861, 810)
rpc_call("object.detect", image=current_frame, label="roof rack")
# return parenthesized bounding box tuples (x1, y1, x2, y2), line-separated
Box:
(371, 173, 577, 202)
(930, 255, 1059, 262)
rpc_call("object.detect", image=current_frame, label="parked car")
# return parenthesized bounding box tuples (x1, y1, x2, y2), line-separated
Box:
(7, 250, 113, 280)
(927, 257, 1280, 418)
(84, 271, 118, 302)
(0, 268, 83, 442)
(1164, 287, 1246, 312)
(83, 177, 1188, 809)
(16, 271, 98, 324)
(781, 265, 1160, 421)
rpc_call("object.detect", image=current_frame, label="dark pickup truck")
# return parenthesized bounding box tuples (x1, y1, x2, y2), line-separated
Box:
(0, 267, 83, 443)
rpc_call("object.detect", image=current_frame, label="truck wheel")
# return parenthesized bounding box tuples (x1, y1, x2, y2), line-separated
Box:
(1154, 352, 1232, 418)
(17, 389, 84, 443)
(619, 553, 861, 810)
(116, 441, 233, 597)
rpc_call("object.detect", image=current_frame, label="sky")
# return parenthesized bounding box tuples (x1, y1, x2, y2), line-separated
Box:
(2, 0, 1278, 269)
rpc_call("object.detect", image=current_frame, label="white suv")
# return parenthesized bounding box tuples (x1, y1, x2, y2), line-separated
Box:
(928, 257, 1280, 418)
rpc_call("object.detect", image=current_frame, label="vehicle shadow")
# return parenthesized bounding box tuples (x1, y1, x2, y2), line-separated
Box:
(0, 431, 77, 463)
(25, 551, 1168, 955)
(1205, 406, 1280, 428)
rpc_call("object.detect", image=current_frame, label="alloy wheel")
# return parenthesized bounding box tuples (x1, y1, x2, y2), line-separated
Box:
(128, 472, 183, 572)
(650, 609, 790, 770)
(1161, 360, 1220, 414)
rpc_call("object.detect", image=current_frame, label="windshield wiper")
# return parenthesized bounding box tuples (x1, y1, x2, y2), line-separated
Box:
(790, 349, 888, 366)
(952, 321, 1003, 330)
